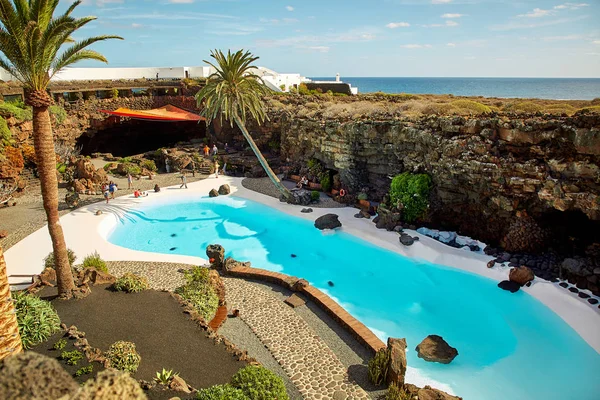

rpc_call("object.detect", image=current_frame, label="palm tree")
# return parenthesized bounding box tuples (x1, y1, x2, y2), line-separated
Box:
(0, 0, 122, 297)
(195, 49, 292, 201)
(0, 244, 22, 361)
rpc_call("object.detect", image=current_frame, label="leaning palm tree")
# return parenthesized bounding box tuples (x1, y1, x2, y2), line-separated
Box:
(0, 244, 22, 361)
(0, 0, 122, 297)
(195, 49, 292, 201)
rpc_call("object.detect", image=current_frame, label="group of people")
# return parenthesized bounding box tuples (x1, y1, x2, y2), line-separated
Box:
(203, 144, 219, 157)
(102, 181, 118, 203)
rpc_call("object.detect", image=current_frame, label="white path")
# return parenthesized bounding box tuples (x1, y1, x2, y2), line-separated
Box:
(5, 176, 600, 354)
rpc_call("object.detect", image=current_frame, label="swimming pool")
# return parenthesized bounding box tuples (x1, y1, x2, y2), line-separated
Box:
(108, 195, 600, 399)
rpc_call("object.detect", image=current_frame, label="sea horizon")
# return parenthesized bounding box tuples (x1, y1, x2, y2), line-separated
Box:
(309, 76, 600, 100)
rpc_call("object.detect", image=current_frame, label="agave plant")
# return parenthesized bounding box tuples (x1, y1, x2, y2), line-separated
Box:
(154, 368, 178, 385)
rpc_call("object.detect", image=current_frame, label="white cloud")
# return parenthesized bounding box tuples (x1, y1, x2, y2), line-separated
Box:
(441, 13, 464, 19)
(542, 34, 582, 41)
(286, 5, 294, 11)
(518, 8, 553, 18)
(432, 0, 452, 3)
(554, 3, 589, 10)
(447, 42, 456, 47)
(400, 44, 432, 49)
(169, 0, 194, 3)
(306, 46, 330, 53)
(490, 15, 588, 31)
(386, 22, 410, 28)
(593, 40, 600, 45)
(131, 23, 142, 28)
(464, 56, 476, 60)
(255, 29, 377, 48)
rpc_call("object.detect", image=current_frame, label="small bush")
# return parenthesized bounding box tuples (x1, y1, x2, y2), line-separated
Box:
(543, 103, 576, 115)
(105, 341, 141, 373)
(154, 368, 178, 385)
(53, 338, 67, 350)
(175, 266, 219, 321)
(140, 159, 157, 172)
(310, 190, 320, 202)
(368, 348, 390, 386)
(44, 248, 77, 269)
(122, 163, 142, 176)
(0, 101, 32, 121)
(320, 174, 332, 192)
(56, 163, 67, 174)
(196, 384, 248, 400)
(118, 156, 134, 163)
(49, 105, 67, 125)
(389, 172, 432, 223)
(74, 364, 93, 377)
(450, 100, 491, 115)
(298, 83, 310, 95)
(0, 116, 13, 151)
(110, 88, 119, 99)
(103, 163, 114, 171)
(13, 292, 61, 349)
(357, 192, 368, 201)
(61, 350, 84, 366)
(386, 383, 412, 400)
(113, 273, 149, 293)
(505, 101, 543, 113)
(231, 365, 289, 400)
(82, 251, 108, 273)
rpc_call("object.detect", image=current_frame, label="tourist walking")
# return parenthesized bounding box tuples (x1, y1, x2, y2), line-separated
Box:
(214, 159, 220, 178)
(204, 144, 210, 157)
(109, 181, 118, 199)
(165, 159, 171, 173)
(102, 183, 110, 204)
(212, 144, 218, 156)
(127, 173, 133, 190)
(180, 171, 188, 189)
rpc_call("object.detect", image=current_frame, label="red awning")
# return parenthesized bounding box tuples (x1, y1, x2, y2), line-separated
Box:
(99, 105, 205, 122)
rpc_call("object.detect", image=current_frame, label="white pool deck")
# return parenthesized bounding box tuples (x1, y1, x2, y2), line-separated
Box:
(5, 176, 600, 354)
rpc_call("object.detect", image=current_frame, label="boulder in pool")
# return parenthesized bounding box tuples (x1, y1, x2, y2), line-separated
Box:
(218, 184, 231, 195)
(386, 337, 407, 386)
(209, 189, 219, 197)
(206, 244, 225, 269)
(415, 335, 458, 364)
(314, 214, 342, 230)
(498, 280, 521, 293)
(509, 266, 535, 286)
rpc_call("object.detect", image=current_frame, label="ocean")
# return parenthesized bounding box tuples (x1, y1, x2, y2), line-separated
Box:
(309, 77, 600, 100)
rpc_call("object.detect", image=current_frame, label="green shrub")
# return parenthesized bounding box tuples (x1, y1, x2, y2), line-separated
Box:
(320, 174, 332, 192)
(298, 83, 310, 95)
(0, 101, 32, 121)
(505, 101, 543, 113)
(53, 338, 67, 350)
(386, 383, 412, 400)
(105, 341, 141, 373)
(82, 251, 108, 273)
(310, 190, 320, 202)
(231, 365, 289, 400)
(75, 364, 93, 377)
(61, 350, 84, 366)
(544, 103, 576, 115)
(110, 88, 119, 99)
(357, 192, 368, 201)
(122, 163, 142, 176)
(389, 172, 432, 223)
(44, 248, 77, 269)
(196, 384, 248, 400)
(113, 273, 149, 293)
(450, 100, 491, 115)
(140, 159, 157, 172)
(49, 105, 67, 125)
(368, 348, 390, 386)
(175, 266, 219, 321)
(0, 116, 13, 152)
(118, 156, 134, 163)
(154, 368, 178, 385)
(13, 292, 61, 349)
(56, 163, 67, 174)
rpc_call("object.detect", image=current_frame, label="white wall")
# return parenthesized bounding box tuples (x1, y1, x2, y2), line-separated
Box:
(52, 67, 189, 81)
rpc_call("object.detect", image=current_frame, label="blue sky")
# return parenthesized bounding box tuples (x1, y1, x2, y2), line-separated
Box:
(66, 0, 600, 77)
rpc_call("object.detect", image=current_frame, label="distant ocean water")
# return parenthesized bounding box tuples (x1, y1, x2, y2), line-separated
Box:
(309, 77, 600, 100)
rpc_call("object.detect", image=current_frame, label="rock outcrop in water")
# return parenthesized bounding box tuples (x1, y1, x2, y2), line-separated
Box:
(314, 214, 342, 230)
(415, 335, 458, 364)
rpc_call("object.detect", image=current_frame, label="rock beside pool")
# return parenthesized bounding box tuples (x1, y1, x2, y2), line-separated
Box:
(209, 189, 219, 197)
(218, 184, 231, 195)
(284, 190, 312, 206)
(404, 384, 462, 400)
(290, 278, 309, 292)
(314, 214, 342, 230)
(415, 335, 458, 364)
(399, 233, 419, 246)
(509, 266, 535, 286)
(223, 257, 251, 273)
(386, 337, 407, 386)
(301, 208, 313, 213)
(498, 280, 521, 293)
(206, 244, 225, 269)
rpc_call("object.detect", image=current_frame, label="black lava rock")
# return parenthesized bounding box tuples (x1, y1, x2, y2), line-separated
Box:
(169, 247, 177, 251)
(498, 280, 521, 293)
(569, 287, 579, 293)
(314, 214, 342, 230)
(559, 282, 569, 288)
(588, 298, 598, 305)
(327, 281, 334, 287)
(578, 292, 590, 299)
(291, 254, 297, 258)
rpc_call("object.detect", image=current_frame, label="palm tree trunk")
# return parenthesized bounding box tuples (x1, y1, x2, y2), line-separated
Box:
(233, 114, 292, 200)
(0, 244, 23, 361)
(32, 106, 75, 297)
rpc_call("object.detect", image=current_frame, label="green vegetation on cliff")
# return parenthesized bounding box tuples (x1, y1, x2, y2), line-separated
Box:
(390, 173, 433, 223)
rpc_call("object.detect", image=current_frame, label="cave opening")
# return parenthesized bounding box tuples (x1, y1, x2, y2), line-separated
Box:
(77, 118, 206, 157)
(538, 209, 600, 255)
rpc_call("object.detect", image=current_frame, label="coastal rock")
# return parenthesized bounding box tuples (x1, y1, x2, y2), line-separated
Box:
(415, 335, 458, 364)
(404, 384, 462, 400)
(399, 233, 418, 246)
(223, 257, 251, 273)
(284, 190, 312, 206)
(509, 266, 535, 286)
(208, 189, 219, 197)
(218, 184, 230, 195)
(498, 280, 521, 293)
(314, 214, 342, 230)
(561, 258, 583, 275)
(300, 208, 313, 213)
(206, 244, 225, 269)
(386, 337, 407, 386)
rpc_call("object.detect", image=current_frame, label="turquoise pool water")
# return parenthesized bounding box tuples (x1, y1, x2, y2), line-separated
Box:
(109, 195, 600, 399)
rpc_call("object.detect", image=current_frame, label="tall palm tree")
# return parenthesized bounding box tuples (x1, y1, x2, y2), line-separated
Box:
(0, 0, 122, 297)
(0, 244, 22, 361)
(195, 49, 292, 201)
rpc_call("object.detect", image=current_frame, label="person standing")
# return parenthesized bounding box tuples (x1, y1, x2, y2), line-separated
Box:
(204, 144, 210, 157)
(212, 144, 218, 156)
(180, 171, 188, 189)
(102, 183, 110, 204)
(165, 158, 171, 173)
(214, 159, 220, 178)
(109, 181, 117, 199)
(127, 173, 133, 190)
